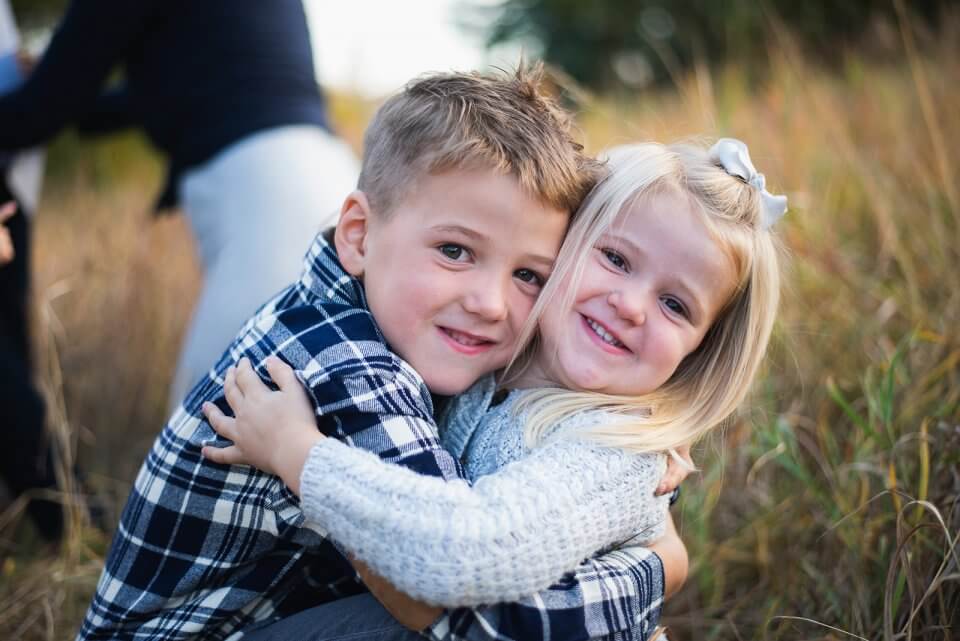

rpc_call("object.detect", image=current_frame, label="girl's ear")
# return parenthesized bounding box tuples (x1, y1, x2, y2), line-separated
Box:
(334, 190, 373, 278)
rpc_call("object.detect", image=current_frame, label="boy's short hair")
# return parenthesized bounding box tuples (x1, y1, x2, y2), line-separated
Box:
(359, 64, 603, 215)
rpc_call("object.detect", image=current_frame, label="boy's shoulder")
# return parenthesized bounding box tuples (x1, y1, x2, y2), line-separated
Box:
(230, 256, 432, 419)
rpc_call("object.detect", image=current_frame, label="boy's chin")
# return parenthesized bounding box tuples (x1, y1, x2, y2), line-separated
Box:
(424, 378, 474, 397)
(422, 370, 491, 397)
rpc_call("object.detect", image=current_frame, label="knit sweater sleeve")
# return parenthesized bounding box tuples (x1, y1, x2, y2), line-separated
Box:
(298, 435, 669, 606)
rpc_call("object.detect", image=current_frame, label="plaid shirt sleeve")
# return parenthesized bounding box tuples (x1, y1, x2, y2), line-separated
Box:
(426, 545, 665, 641)
(236, 297, 465, 482)
(77, 284, 465, 641)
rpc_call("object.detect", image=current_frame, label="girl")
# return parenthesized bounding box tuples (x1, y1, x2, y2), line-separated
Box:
(202, 138, 785, 624)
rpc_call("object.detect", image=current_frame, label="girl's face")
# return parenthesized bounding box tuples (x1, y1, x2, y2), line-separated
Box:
(522, 189, 738, 396)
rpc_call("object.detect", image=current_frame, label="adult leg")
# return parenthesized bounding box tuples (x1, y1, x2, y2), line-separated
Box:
(169, 126, 359, 408)
(0, 182, 61, 541)
(243, 593, 422, 641)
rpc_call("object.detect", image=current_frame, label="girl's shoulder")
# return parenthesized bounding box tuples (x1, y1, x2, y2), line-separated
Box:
(531, 404, 668, 473)
(437, 375, 499, 459)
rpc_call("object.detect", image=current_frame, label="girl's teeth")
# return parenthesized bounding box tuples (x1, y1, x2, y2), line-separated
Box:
(587, 318, 624, 347)
(449, 330, 483, 346)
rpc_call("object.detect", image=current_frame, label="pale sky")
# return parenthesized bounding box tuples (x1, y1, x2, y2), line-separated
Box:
(305, 0, 516, 96)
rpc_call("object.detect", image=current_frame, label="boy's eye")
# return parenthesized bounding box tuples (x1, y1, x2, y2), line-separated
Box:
(438, 243, 468, 261)
(514, 268, 544, 288)
(602, 248, 628, 271)
(661, 296, 689, 319)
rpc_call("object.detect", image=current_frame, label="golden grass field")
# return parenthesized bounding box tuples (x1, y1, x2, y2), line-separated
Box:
(1, 13, 958, 641)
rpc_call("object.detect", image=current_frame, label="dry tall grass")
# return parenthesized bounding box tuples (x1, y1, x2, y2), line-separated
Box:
(1, 13, 957, 641)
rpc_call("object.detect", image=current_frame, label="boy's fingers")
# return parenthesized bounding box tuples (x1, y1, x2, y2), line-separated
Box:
(265, 356, 298, 392)
(201, 445, 246, 466)
(656, 469, 682, 495)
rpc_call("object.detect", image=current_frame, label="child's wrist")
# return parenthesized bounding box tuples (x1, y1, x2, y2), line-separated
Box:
(273, 424, 323, 495)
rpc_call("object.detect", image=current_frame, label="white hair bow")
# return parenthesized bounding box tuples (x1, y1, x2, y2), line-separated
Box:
(709, 138, 788, 229)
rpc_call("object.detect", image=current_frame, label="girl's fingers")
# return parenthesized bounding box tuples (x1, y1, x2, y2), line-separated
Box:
(201, 444, 247, 466)
(235, 357, 267, 398)
(265, 356, 298, 392)
(202, 401, 237, 441)
(223, 367, 244, 413)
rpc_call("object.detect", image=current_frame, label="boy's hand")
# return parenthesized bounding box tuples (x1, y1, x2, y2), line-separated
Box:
(647, 513, 688, 598)
(202, 357, 322, 494)
(655, 444, 694, 496)
(0, 202, 17, 266)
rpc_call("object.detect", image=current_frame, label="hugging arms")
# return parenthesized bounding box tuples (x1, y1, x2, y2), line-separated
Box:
(203, 356, 691, 634)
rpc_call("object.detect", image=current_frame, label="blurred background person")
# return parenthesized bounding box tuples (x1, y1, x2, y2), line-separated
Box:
(0, 0, 359, 412)
(0, 0, 61, 542)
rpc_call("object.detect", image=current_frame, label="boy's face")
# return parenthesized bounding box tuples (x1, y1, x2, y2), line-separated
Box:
(337, 169, 568, 395)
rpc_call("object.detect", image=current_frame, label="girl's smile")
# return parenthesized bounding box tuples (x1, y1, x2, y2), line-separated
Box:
(581, 315, 630, 354)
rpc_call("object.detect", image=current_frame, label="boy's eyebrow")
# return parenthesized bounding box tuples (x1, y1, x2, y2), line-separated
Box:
(432, 224, 488, 242)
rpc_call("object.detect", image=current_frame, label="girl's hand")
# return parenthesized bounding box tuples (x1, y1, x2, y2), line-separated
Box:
(655, 444, 695, 495)
(201, 356, 322, 493)
(0, 202, 17, 266)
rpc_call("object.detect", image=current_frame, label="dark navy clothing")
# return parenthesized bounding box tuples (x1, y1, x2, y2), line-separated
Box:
(0, 0, 329, 208)
(0, 178, 61, 541)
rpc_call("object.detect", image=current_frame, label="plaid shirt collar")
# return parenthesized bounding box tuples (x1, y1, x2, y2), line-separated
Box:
(298, 229, 370, 311)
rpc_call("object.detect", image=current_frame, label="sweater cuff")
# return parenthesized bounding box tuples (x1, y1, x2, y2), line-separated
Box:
(299, 437, 347, 517)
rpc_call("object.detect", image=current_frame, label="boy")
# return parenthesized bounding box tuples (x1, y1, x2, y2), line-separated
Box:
(78, 67, 680, 641)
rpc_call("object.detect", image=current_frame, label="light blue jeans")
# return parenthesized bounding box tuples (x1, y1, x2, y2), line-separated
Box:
(171, 125, 359, 409)
(242, 593, 423, 641)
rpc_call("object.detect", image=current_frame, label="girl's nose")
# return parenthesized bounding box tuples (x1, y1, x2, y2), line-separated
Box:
(608, 290, 646, 326)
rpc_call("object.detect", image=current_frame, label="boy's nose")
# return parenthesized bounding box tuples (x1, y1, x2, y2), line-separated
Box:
(462, 278, 509, 321)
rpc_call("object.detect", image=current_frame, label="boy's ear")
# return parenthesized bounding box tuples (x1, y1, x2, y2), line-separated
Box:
(334, 190, 374, 278)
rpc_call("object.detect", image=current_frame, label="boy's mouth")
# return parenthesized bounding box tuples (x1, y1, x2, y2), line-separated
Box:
(581, 315, 630, 353)
(438, 327, 495, 355)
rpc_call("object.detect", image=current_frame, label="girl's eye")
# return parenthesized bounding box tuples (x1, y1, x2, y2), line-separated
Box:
(438, 243, 468, 261)
(514, 268, 544, 288)
(602, 248, 628, 271)
(661, 296, 689, 319)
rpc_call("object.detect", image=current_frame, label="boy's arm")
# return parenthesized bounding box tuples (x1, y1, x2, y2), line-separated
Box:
(351, 558, 442, 631)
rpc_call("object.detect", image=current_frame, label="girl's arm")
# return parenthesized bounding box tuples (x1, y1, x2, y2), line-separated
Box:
(203, 359, 670, 607)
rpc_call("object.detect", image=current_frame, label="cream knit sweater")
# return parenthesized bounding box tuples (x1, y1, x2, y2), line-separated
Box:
(298, 379, 669, 606)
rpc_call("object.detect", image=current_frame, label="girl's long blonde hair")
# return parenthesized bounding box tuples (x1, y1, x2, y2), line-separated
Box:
(505, 141, 783, 454)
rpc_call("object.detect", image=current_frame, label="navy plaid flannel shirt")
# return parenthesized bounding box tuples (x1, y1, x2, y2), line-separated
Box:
(77, 232, 665, 641)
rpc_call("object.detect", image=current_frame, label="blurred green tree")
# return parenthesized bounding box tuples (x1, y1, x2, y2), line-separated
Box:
(463, 0, 949, 90)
